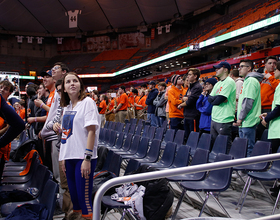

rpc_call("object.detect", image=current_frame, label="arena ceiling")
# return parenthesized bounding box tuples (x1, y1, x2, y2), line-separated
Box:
(0, 0, 229, 35)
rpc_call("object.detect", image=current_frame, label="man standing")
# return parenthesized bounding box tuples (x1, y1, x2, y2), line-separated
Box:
(168, 75, 187, 132)
(230, 69, 244, 111)
(40, 62, 73, 219)
(145, 81, 158, 127)
(153, 82, 167, 126)
(178, 68, 203, 140)
(208, 61, 236, 152)
(113, 86, 128, 123)
(234, 59, 263, 156)
(257, 56, 280, 139)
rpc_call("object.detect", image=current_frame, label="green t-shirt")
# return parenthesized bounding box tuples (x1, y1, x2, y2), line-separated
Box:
(210, 76, 236, 123)
(237, 76, 261, 127)
(268, 84, 280, 139)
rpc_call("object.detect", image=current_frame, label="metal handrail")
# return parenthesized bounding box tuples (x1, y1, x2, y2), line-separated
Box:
(93, 153, 280, 220)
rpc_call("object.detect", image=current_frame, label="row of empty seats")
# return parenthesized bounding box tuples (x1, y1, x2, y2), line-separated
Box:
(96, 121, 280, 218)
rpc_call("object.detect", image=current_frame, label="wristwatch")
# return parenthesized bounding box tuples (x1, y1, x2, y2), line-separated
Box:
(84, 154, 92, 161)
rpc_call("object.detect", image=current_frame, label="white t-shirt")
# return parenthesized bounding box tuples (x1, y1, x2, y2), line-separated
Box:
(59, 97, 100, 161)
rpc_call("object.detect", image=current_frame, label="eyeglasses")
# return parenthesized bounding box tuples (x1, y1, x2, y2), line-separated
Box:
(51, 66, 61, 71)
(239, 65, 249, 68)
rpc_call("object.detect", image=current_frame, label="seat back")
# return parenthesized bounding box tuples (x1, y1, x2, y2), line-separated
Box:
(147, 126, 156, 139)
(116, 122, 125, 133)
(108, 153, 122, 176)
(121, 133, 133, 152)
(249, 141, 271, 170)
(30, 164, 50, 194)
(135, 124, 143, 136)
(114, 132, 125, 149)
(228, 137, 248, 159)
(100, 150, 114, 171)
(191, 148, 209, 166)
(197, 133, 211, 151)
(161, 119, 168, 133)
(261, 129, 269, 142)
(104, 121, 109, 129)
(154, 127, 164, 141)
(128, 123, 137, 135)
(145, 139, 161, 162)
(98, 128, 106, 142)
(110, 122, 116, 130)
(39, 179, 59, 220)
(102, 129, 110, 144)
(128, 135, 141, 154)
(159, 142, 177, 167)
(209, 135, 228, 162)
(172, 145, 190, 168)
(186, 131, 199, 152)
(163, 129, 175, 143)
(130, 118, 137, 125)
(123, 123, 131, 134)
(108, 130, 117, 146)
(173, 130, 184, 146)
(107, 121, 113, 130)
(138, 119, 144, 126)
(208, 153, 233, 191)
(142, 125, 150, 137)
(124, 159, 140, 175)
(135, 137, 149, 158)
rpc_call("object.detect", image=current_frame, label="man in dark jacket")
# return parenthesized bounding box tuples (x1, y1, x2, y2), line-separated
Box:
(145, 81, 158, 127)
(178, 68, 203, 140)
(153, 82, 167, 126)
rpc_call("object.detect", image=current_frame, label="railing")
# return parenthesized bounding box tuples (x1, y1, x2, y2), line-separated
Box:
(93, 153, 280, 220)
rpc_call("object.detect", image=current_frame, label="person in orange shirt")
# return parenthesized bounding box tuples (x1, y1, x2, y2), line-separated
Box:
(105, 91, 115, 122)
(257, 56, 280, 139)
(113, 86, 128, 123)
(127, 86, 135, 120)
(99, 94, 108, 128)
(168, 74, 187, 132)
(19, 101, 26, 120)
(134, 89, 147, 120)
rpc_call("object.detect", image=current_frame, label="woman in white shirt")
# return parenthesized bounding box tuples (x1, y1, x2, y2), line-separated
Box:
(57, 72, 100, 220)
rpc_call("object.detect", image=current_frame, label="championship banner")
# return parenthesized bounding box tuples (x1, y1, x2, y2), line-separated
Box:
(118, 32, 145, 49)
(151, 28, 155, 40)
(86, 36, 111, 52)
(145, 37, 151, 48)
(57, 38, 81, 52)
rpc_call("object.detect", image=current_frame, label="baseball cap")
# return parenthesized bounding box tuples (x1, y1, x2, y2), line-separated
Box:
(40, 70, 52, 77)
(148, 81, 156, 85)
(213, 61, 231, 71)
(205, 78, 218, 86)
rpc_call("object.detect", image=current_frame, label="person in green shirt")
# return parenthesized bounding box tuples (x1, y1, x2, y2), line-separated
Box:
(233, 59, 263, 156)
(260, 61, 280, 154)
(208, 61, 236, 152)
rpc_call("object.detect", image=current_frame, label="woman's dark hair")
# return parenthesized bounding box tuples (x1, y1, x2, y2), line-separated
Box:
(60, 72, 87, 107)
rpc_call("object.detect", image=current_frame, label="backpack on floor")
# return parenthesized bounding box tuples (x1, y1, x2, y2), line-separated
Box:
(133, 165, 174, 220)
